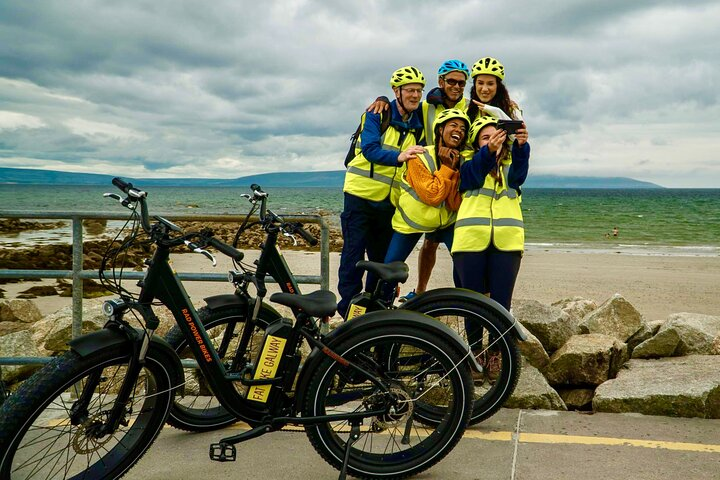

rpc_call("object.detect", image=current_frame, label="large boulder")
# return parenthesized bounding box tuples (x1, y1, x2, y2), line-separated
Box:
(505, 360, 567, 411)
(578, 293, 644, 342)
(544, 334, 628, 386)
(593, 356, 720, 418)
(0, 299, 42, 323)
(632, 313, 720, 358)
(516, 322, 550, 370)
(513, 299, 577, 353)
(552, 297, 597, 324)
(31, 299, 108, 354)
(0, 329, 43, 384)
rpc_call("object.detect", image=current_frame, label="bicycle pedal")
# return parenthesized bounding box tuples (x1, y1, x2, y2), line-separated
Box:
(209, 442, 236, 462)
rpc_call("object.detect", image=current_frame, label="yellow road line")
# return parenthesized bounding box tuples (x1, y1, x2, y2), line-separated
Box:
(463, 430, 720, 453)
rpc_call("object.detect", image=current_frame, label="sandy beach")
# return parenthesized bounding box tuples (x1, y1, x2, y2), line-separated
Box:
(4, 247, 719, 321)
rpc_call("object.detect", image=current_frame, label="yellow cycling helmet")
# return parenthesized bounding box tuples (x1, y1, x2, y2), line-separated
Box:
(468, 115, 499, 147)
(433, 108, 470, 131)
(471, 57, 505, 81)
(390, 66, 426, 88)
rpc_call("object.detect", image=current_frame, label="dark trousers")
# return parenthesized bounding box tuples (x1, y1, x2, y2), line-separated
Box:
(453, 245, 522, 348)
(381, 225, 454, 301)
(337, 193, 395, 318)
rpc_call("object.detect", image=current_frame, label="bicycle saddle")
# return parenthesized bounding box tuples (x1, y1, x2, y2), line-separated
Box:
(355, 261, 409, 284)
(270, 290, 337, 317)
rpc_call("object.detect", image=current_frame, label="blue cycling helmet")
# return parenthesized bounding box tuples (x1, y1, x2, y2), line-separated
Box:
(438, 59, 470, 79)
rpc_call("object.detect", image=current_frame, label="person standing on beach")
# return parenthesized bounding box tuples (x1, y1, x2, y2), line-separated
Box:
(466, 57, 523, 123)
(367, 59, 472, 302)
(452, 114, 530, 314)
(337, 66, 426, 318)
(381, 108, 470, 299)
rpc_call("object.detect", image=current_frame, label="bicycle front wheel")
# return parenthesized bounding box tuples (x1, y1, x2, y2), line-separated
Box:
(0, 343, 174, 480)
(406, 298, 522, 425)
(303, 325, 472, 479)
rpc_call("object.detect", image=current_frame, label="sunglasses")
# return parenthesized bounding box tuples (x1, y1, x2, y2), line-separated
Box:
(443, 78, 466, 87)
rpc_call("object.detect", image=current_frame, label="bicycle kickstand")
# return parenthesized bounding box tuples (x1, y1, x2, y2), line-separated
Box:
(338, 420, 361, 480)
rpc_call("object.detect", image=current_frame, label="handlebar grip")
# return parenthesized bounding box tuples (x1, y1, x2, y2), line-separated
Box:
(297, 226, 318, 246)
(208, 237, 244, 261)
(112, 177, 131, 193)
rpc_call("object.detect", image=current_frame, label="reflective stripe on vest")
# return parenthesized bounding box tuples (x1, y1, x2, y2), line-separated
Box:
(452, 158, 524, 253)
(392, 149, 458, 234)
(344, 113, 418, 202)
(424, 103, 437, 146)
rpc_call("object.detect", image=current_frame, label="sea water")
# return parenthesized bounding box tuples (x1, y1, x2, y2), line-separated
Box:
(1, 185, 718, 256)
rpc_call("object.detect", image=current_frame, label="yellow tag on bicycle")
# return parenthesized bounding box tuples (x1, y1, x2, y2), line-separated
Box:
(346, 303, 367, 320)
(247, 335, 287, 403)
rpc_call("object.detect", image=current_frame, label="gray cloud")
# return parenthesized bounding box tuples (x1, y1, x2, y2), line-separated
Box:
(0, 0, 719, 186)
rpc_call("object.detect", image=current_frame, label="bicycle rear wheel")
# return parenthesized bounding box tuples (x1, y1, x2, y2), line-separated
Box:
(406, 298, 521, 425)
(0, 343, 174, 479)
(303, 325, 472, 479)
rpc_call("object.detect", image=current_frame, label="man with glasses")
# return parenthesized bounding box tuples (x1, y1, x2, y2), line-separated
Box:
(338, 66, 427, 318)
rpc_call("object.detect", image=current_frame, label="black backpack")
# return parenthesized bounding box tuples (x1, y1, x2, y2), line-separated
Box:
(343, 111, 390, 168)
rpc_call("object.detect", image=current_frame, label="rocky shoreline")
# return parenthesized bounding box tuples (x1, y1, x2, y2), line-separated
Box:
(0, 219, 344, 298)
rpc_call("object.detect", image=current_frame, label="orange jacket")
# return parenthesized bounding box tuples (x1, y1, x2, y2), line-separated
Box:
(405, 158, 462, 211)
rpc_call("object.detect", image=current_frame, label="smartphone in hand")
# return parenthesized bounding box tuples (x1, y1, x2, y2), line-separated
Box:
(497, 120, 524, 135)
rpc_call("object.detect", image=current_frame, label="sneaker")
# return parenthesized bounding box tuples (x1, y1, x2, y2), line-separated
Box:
(398, 290, 417, 303)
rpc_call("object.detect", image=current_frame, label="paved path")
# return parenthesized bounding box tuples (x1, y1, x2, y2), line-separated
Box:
(126, 408, 720, 480)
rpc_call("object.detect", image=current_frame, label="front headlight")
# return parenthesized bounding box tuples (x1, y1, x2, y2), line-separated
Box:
(102, 299, 126, 318)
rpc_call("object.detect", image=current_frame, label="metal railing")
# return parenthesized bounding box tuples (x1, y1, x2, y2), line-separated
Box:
(0, 210, 331, 369)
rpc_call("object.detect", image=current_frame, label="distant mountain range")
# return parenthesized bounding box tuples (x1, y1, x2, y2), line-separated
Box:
(0, 167, 663, 189)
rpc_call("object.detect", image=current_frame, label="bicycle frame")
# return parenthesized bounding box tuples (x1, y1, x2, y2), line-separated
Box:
(140, 242, 269, 425)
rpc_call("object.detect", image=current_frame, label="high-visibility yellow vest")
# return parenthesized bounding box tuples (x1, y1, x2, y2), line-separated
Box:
(391, 148, 457, 234)
(422, 97, 469, 146)
(343, 113, 420, 202)
(451, 158, 524, 253)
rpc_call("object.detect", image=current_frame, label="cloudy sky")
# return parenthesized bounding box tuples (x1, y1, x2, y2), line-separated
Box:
(1, 0, 718, 187)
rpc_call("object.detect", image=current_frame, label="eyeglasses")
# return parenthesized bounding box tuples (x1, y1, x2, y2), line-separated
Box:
(443, 78, 466, 88)
(401, 87, 424, 95)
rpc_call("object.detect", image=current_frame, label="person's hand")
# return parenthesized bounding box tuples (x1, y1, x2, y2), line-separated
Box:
(471, 99, 486, 111)
(487, 129, 507, 153)
(437, 146, 460, 169)
(398, 145, 426, 163)
(366, 99, 390, 115)
(514, 125, 528, 146)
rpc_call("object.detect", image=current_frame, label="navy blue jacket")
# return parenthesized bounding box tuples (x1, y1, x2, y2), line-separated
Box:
(459, 142, 530, 192)
(361, 100, 424, 167)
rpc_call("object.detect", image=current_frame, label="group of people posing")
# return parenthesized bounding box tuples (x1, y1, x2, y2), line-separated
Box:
(337, 57, 531, 322)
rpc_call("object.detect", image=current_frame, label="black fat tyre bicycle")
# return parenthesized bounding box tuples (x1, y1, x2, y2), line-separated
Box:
(0, 179, 475, 480)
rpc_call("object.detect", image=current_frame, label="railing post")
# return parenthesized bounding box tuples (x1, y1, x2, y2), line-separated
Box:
(71, 216, 83, 339)
(320, 217, 330, 291)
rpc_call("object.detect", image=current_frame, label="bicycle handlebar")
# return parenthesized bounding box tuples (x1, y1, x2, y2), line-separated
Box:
(208, 236, 245, 261)
(289, 223, 318, 246)
(108, 178, 245, 263)
(112, 177, 152, 232)
(241, 184, 319, 247)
